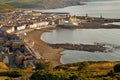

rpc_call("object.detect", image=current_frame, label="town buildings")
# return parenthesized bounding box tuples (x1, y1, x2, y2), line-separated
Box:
(0, 10, 80, 33)
(0, 10, 81, 68)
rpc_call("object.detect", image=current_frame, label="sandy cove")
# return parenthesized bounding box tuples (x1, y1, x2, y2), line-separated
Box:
(25, 28, 64, 66)
(24, 21, 120, 67)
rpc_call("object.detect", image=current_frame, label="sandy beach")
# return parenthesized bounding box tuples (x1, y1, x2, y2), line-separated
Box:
(25, 28, 64, 66)
(23, 20, 120, 67)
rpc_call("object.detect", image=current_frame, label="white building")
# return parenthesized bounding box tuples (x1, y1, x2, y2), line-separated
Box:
(15, 25, 26, 31)
(3, 56, 9, 65)
(29, 21, 49, 29)
(6, 27, 15, 33)
(0, 26, 15, 33)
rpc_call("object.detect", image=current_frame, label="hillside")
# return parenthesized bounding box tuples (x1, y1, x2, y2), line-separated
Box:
(1, 0, 113, 9)
(0, 1, 14, 12)
(1, 0, 81, 9)
(0, 62, 8, 70)
(0, 61, 119, 79)
(31, 61, 120, 80)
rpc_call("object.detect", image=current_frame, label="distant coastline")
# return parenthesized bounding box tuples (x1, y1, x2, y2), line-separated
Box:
(1, 0, 84, 10)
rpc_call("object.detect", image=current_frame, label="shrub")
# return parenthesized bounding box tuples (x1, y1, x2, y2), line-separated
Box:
(0, 71, 21, 78)
(113, 64, 120, 72)
(35, 61, 53, 70)
(55, 65, 68, 70)
(8, 71, 21, 77)
(31, 71, 64, 80)
(78, 62, 89, 71)
(31, 71, 79, 80)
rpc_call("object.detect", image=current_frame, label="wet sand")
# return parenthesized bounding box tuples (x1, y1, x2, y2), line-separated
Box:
(25, 28, 64, 66)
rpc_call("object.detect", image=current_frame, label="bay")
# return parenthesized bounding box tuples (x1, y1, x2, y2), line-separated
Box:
(41, 29, 120, 63)
(40, 0, 120, 63)
(38, 0, 120, 18)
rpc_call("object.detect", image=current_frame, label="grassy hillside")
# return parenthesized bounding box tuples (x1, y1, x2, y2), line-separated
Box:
(0, 1, 14, 12)
(1, 0, 40, 9)
(1, 0, 81, 9)
(0, 0, 114, 9)
(0, 62, 8, 70)
(0, 61, 120, 79)
(31, 61, 120, 80)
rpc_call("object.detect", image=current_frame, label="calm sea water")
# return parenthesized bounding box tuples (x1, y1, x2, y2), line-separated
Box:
(38, 0, 120, 18)
(41, 29, 120, 64)
(40, 0, 120, 64)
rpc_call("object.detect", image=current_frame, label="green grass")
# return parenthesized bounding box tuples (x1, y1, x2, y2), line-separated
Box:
(0, 61, 120, 79)
(0, 76, 9, 80)
(31, 61, 120, 80)
(1, 0, 41, 9)
(0, 0, 81, 9)
(0, 1, 14, 12)
(0, 62, 8, 70)
(1, 0, 40, 4)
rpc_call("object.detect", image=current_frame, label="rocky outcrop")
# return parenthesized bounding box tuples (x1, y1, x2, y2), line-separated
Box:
(49, 43, 108, 52)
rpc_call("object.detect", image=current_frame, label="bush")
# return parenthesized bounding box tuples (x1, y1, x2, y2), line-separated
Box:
(78, 62, 89, 71)
(55, 65, 68, 70)
(31, 71, 64, 80)
(0, 71, 21, 78)
(113, 64, 120, 72)
(35, 61, 53, 70)
(107, 70, 114, 76)
(31, 71, 79, 80)
(8, 71, 21, 77)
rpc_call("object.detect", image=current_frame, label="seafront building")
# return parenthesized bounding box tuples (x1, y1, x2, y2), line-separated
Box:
(0, 10, 82, 33)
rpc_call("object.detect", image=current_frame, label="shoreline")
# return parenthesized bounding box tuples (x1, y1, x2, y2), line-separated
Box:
(24, 24, 120, 66)
(25, 27, 64, 66)
(23, 18, 120, 67)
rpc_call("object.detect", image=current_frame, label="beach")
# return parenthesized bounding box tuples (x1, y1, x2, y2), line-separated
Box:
(24, 21, 120, 66)
(25, 28, 64, 66)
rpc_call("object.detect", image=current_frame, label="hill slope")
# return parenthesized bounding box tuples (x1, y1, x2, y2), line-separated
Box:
(0, 1, 14, 12)
(0, 62, 8, 70)
(1, 0, 81, 9)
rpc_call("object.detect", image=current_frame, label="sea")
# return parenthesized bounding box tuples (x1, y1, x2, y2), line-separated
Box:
(40, 0, 120, 64)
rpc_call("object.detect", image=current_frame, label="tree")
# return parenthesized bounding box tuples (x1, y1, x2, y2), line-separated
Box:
(113, 64, 120, 72)
(31, 71, 67, 80)
(35, 61, 53, 70)
(78, 62, 89, 71)
(68, 73, 78, 80)
(0, 71, 21, 78)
